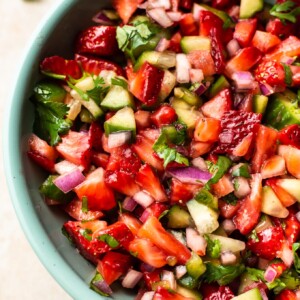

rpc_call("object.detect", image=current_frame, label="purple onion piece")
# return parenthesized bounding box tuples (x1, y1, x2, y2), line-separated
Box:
(122, 196, 138, 212)
(194, 83, 207, 96)
(53, 168, 85, 193)
(92, 11, 115, 25)
(259, 83, 274, 96)
(167, 166, 212, 184)
(92, 279, 113, 295)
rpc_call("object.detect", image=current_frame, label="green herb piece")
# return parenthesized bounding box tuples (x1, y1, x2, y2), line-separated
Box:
(203, 263, 245, 286)
(222, 193, 238, 206)
(282, 63, 293, 86)
(293, 243, 300, 274)
(81, 196, 89, 213)
(67, 81, 89, 101)
(231, 163, 251, 178)
(90, 272, 111, 297)
(87, 77, 109, 104)
(194, 189, 218, 211)
(61, 226, 74, 245)
(111, 77, 128, 89)
(204, 235, 221, 259)
(80, 229, 93, 241)
(162, 122, 188, 145)
(270, 1, 300, 23)
(249, 230, 259, 242)
(98, 234, 119, 248)
(233, 178, 240, 191)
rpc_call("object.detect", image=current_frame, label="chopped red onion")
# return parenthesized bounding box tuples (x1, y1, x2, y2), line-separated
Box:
(264, 266, 277, 283)
(280, 56, 296, 65)
(176, 53, 191, 83)
(123, 196, 138, 212)
(55, 160, 84, 175)
(190, 69, 204, 84)
(155, 38, 170, 52)
(232, 71, 255, 91)
(148, 0, 171, 9)
(92, 11, 115, 25)
(192, 3, 206, 22)
(139, 209, 151, 223)
(141, 291, 155, 300)
(122, 269, 143, 289)
(226, 39, 241, 57)
(167, 11, 182, 22)
(161, 270, 177, 290)
(279, 243, 294, 267)
(228, 5, 240, 20)
(221, 251, 237, 266)
(53, 169, 85, 193)
(259, 83, 275, 96)
(107, 131, 132, 149)
(191, 157, 208, 171)
(147, 8, 174, 28)
(186, 228, 207, 256)
(167, 166, 212, 184)
(175, 265, 187, 279)
(92, 279, 113, 295)
(222, 219, 236, 235)
(140, 262, 156, 273)
(234, 177, 251, 199)
(133, 191, 155, 208)
(296, 211, 300, 222)
(193, 83, 207, 96)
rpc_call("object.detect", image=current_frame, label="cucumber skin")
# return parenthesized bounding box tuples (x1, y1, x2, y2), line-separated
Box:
(240, 0, 263, 18)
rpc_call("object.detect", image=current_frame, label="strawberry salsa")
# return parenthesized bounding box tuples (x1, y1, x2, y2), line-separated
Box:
(27, 0, 300, 299)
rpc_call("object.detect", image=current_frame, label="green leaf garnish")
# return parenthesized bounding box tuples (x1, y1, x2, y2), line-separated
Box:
(204, 235, 221, 259)
(111, 77, 128, 89)
(282, 63, 293, 86)
(231, 163, 251, 178)
(81, 196, 89, 213)
(293, 242, 300, 274)
(80, 229, 93, 241)
(98, 234, 119, 248)
(270, 1, 300, 23)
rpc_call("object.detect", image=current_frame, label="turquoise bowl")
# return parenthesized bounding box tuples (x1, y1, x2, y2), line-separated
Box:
(3, 0, 134, 299)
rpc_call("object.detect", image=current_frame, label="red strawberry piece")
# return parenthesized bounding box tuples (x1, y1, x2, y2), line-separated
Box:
(143, 269, 162, 289)
(154, 287, 193, 300)
(275, 290, 297, 300)
(214, 110, 262, 155)
(212, 0, 231, 9)
(283, 209, 300, 246)
(112, 0, 139, 24)
(168, 32, 182, 53)
(202, 284, 234, 300)
(199, 10, 223, 37)
(266, 18, 296, 39)
(97, 251, 133, 285)
(180, 13, 198, 36)
(150, 105, 177, 128)
(27, 134, 58, 173)
(56, 130, 91, 169)
(76, 26, 118, 57)
(189, 140, 214, 158)
(75, 167, 116, 211)
(135, 110, 151, 130)
(75, 54, 125, 76)
(251, 30, 281, 53)
(91, 152, 109, 169)
(278, 124, 300, 149)
(187, 50, 216, 76)
(247, 225, 285, 260)
(130, 62, 164, 106)
(118, 213, 142, 235)
(179, 0, 193, 10)
(136, 164, 167, 202)
(140, 202, 169, 223)
(219, 198, 242, 219)
(234, 18, 257, 48)
(89, 122, 103, 152)
(40, 56, 82, 80)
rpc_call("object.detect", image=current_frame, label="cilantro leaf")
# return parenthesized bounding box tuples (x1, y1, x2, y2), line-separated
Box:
(293, 242, 300, 274)
(203, 263, 245, 286)
(111, 77, 128, 89)
(87, 77, 109, 104)
(204, 235, 221, 259)
(32, 99, 72, 146)
(282, 63, 293, 86)
(80, 229, 93, 241)
(195, 189, 218, 211)
(81, 196, 89, 213)
(231, 163, 251, 178)
(270, 1, 300, 23)
(222, 192, 238, 206)
(97, 234, 119, 248)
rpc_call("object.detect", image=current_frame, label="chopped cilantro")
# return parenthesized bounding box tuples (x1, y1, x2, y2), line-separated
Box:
(86, 77, 109, 104)
(270, 1, 300, 23)
(204, 235, 221, 259)
(80, 229, 93, 241)
(222, 193, 238, 206)
(231, 163, 251, 178)
(282, 63, 293, 86)
(98, 234, 119, 248)
(249, 230, 259, 242)
(194, 189, 218, 211)
(233, 178, 240, 191)
(293, 243, 300, 274)
(111, 77, 128, 89)
(81, 196, 88, 213)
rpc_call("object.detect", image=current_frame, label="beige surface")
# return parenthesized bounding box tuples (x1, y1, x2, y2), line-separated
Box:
(0, 1, 72, 299)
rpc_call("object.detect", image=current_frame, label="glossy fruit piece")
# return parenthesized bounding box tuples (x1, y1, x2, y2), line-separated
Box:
(56, 130, 91, 170)
(27, 134, 58, 173)
(180, 13, 198, 36)
(135, 110, 151, 130)
(75, 54, 124, 76)
(261, 155, 286, 179)
(154, 287, 192, 300)
(150, 105, 177, 128)
(136, 164, 167, 202)
(201, 284, 234, 300)
(180, 0, 193, 10)
(91, 152, 109, 169)
(234, 18, 257, 48)
(234, 174, 262, 235)
(278, 124, 300, 149)
(88, 122, 103, 152)
(40, 55, 82, 80)
(137, 216, 191, 264)
(128, 237, 168, 268)
(265, 36, 300, 62)
(212, 174, 234, 198)
(97, 252, 133, 285)
(225, 47, 262, 78)
(187, 50, 216, 76)
(283, 210, 300, 246)
(251, 125, 278, 173)
(251, 30, 281, 53)
(218, 198, 242, 219)
(266, 18, 296, 39)
(76, 26, 118, 56)
(140, 202, 169, 223)
(168, 32, 182, 53)
(118, 213, 142, 235)
(143, 269, 161, 289)
(112, 0, 139, 24)
(201, 88, 232, 120)
(130, 62, 164, 107)
(278, 145, 300, 178)
(199, 10, 223, 37)
(75, 167, 116, 211)
(194, 117, 221, 142)
(189, 140, 214, 158)
(275, 290, 297, 300)
(212, 0, 231, 8)
(170, 178, 202, 204)
(247, 225, 285, 260)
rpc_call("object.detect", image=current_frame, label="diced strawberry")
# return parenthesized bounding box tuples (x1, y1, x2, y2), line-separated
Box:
(40, 56, 82, 80)
(212, 174, 234, 198)
(201, 88, 233, 120)
(275, 290, 297, 300)
(56, 130, 91, 169)
(135, 164, 167, 202)
(97, 252, 133, 285)
(218, 198, 242, 219)
(91, 152, 109, 169)
(179, 0, 193, 10)
(27, 134, 58, 173)
(232, 133, 254, 157)
(168, 32, 182, 53)
(187, 50, 216, 76)
(278, 124, 300, 149)
(143, 269, 161, 289)
(75, 167, 116, 211)
(154, 287, 192, 300)
(283, 209, 300, 246)
(189, 140, 214, 158)
(135, 110, 151, 130)
(234, 174, 262, 235)
(76, 26, 119, 57)
(170, 178, 202, 204)
(130, 62, 164, 106)
(150, 105, 177, 128)
(140, 202, 169, 223)
(199, 10, 223, 37)
(278, 145, 300, 178)
(75, 54, 125, 76)
(266, 18, 296, 39)
(264, 36, 300, 62)
(225, 47, 262, 78)
(138, 216, 191, 264)
(251, 125, 278, 173)
(234, 18, 257, 48)
(251, 30, 281, 53)
(194, 117, 221, 142)
(65, 198, 104, 221)
(89, 122, 103, 152)
(118, 213, 142, 235)
(212, 0, 231, 9)
(180, 13, 198, 36)
(261, 155, 286, 179)
(214, 110, 262, 155)
(201, 284, 234, 300)
(247, 225, 285, 260)
(112, 0, 139, 24)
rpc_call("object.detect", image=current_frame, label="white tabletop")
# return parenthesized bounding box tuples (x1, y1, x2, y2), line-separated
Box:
(0, 1, 72, 299)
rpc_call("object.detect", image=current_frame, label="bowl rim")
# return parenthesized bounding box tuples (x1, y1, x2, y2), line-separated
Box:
(3, 1, 108, 299)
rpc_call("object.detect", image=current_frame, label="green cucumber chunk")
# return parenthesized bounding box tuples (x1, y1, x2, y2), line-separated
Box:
(158, 70, 177, 102)
(174, 87, 202, 107)
(180, 36, 211, 54)
(176, 285, 203, 300)
(80, 108, 95, 123)
(194, 189, 218, 211)
(253, 94, 268, 114)
(240, 0, 264, 18)
(232, 288, 262, 300)
(178, 274, 199, 289)
(104, 107, 136, 137)
(208, 75, 230, 98)
(34, 80, 66, 103)
(186, 252, 207, 280)
(167, 205, 192, 228)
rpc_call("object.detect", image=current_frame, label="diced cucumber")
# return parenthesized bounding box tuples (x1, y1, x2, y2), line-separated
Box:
(34, 80, 66, 103)
(174, 87, 202, 107)
(208, 75, 230, 98)
(253, 94, 268, 114)
(80, 108, 95, 123)
(76, 76, 95, 91)
(207, 234, 246, 253)
(186, 252, 206, 280)
(238, 273, 256, 295)
(80, 98, 104, 119)
(176, 285, 203, 300)
(134, 51, 176, 71)
(264, 90, 300, 130)
(240, 0, 263, 18)
(261, 186, 289, 218)
(104, 107, 136, 137)
(178, 274, 199, 289)
(187, 199, 219, 235)
(276, 179, 300, 202)
(194, 189, 218, 211)
(158, 70, 177, 102)
(170, 98, 201, 131)
(180, 36, 211, 54)
(101, 85, 135, 111)
(167, 205, 193, 228)
(232, 288, 262, 300)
